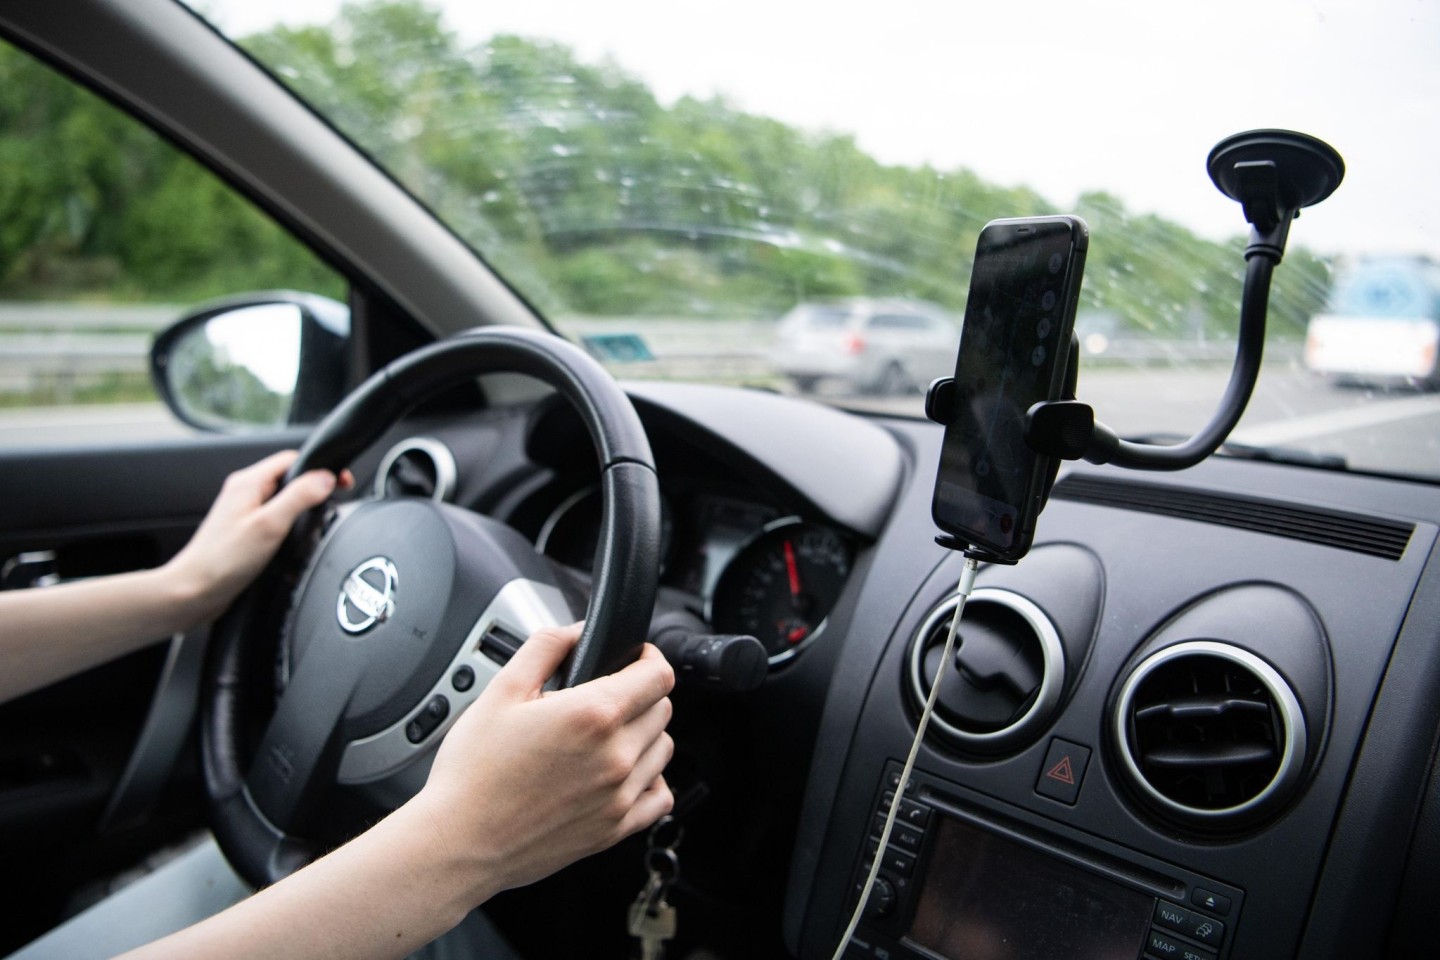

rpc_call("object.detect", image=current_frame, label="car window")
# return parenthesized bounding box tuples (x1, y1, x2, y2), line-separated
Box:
(189, 1, 1436, 482)
(0, 39, 346, 448)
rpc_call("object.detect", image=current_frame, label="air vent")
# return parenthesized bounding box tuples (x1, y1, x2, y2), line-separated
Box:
(908, 588, 1065, 754)
(1114, 640, 1306, 829)
(374, 437, 457, 502)
(1052, 474, 1413, 560)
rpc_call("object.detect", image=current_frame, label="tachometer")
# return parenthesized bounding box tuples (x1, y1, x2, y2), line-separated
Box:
(709, 518, 853, 664)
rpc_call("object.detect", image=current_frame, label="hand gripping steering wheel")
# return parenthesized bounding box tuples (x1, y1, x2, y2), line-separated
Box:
(201, 327, 661, 888)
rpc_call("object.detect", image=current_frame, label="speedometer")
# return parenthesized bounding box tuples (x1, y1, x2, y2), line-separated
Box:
(709, 518, 853, 664)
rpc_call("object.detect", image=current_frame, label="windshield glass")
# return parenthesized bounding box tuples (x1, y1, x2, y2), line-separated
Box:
(196, 0, 1438, 481)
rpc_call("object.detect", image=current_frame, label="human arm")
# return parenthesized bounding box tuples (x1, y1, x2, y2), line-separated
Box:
(122, 621, 676, 960)
(0, 450, 344, 703)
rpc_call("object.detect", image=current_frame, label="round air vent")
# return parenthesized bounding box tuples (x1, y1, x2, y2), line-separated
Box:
(374, 437, 457, 502)
(1113, 640, 1306, 829)
(907, 588, 1065, 754)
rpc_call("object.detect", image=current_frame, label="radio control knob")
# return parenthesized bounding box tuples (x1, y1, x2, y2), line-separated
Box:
(863, 877, 896, 919)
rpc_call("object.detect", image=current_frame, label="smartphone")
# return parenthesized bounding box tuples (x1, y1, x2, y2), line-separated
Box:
(931, 215, 1088, 562)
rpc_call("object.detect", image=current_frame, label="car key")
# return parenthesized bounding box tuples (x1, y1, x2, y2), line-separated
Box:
(628, 894, 677, 960)
(628, 816, 683, 959)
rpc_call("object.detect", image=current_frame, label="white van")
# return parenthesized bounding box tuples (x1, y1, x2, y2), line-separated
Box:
(1305, 256, 1440, 388)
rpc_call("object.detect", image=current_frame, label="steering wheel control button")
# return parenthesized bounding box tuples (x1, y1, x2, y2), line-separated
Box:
(451, 665, 475, 692)
(405, 695, 451, 744)
(336, 556, 398, 635)
(1146, 927, 1218, 960)
(1035, 737, 1091, 805)
(479, 622, 526, 665)
(1190, 887, 1232, 917)
(1153, 901, 1225, 948)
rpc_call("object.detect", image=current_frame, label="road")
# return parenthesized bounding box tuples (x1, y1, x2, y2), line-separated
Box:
(790, 363, 1440, 480)
(0, 365, 1436, 479)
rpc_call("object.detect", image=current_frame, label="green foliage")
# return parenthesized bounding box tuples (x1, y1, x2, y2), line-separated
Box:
(0, 41, 343, 303)
(0, 0, 1331, 338)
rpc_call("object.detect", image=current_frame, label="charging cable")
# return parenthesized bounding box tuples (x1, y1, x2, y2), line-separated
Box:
(829, 554, 981, 960)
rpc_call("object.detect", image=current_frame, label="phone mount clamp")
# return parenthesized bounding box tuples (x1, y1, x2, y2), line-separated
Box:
(1022, 129, 1344, 472)
(923, 130, 1341, 562)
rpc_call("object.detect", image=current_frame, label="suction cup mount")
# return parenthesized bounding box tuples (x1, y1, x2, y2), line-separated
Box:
(1209, 130, 1345, 228)
(1208, 129, 1346, 262)
(1021, 129, 1343, 472)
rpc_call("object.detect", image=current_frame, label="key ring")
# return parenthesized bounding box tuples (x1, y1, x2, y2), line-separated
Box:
(644, 846, 681, 889)
(647, 814, 684, 853)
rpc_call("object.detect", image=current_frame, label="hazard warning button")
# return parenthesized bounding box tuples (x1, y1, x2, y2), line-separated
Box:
(1035, 738, 1091, 805)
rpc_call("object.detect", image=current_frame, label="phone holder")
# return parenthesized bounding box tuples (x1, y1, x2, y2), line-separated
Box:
(925, 334, 1081, 565)
(927, 129, 1344, 485)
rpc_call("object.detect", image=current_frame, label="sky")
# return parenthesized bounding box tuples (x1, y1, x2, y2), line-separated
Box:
(201, 0, 1439, 261)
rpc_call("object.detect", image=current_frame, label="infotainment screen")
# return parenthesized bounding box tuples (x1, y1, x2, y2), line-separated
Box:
(907, 817, 1152, 960)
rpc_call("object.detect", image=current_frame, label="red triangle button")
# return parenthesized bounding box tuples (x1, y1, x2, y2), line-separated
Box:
(1045, 755, 1075, 785)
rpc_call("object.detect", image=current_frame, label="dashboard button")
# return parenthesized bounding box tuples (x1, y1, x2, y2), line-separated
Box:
(1153, 901, 1225, 948)
(1190, 887, 1232, 916)
(1035, 737, 1091, 805)
(871, 816, 924, 853)
(859, 839, 880, 873)
(889, 823, 923, 854)
(879, 847, 914, 878)
(899, 799, 931, 828)
(1146, 927, 1218, 960)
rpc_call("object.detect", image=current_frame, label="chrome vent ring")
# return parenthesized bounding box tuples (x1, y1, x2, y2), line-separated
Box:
(907, 587, 1066, 754)
(374, 436, 457, 502)
(1114, 640, 1307, 827)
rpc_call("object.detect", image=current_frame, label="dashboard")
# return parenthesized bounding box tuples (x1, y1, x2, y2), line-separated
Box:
(363, 380, 1440, 960)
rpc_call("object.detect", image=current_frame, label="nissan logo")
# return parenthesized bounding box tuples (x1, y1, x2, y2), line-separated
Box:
(337, 557, 398, 634)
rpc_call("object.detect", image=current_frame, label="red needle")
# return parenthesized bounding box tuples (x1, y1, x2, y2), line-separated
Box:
(784, 540, 802, 601)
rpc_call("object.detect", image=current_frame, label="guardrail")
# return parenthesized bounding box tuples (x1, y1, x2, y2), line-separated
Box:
(0, 304, 179, 400)
(0, 303, 1300, 402)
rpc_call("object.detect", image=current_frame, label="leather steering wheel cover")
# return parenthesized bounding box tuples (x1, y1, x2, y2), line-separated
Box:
(203, 326, 660, 887)
(284, 327, 662, 684)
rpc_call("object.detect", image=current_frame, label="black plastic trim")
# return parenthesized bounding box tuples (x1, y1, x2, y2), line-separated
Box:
(1053, 474, 1415, 560)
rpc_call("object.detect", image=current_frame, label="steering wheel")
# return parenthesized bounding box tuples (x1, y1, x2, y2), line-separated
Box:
(201, 327, 662, 888)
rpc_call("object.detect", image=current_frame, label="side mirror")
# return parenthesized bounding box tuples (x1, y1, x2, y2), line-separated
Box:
(150, 292, 350, 432)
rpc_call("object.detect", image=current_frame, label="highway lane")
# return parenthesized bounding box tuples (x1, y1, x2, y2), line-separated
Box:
(804, 362, 1440, 480)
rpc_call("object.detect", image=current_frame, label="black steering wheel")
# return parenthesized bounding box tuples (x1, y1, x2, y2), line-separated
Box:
(201, 327, 661, 888)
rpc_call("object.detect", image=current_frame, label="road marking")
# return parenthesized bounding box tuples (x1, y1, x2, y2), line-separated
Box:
(1234, 393, 1440, 446)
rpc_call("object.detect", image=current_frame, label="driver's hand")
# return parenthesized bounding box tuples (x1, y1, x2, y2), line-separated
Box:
(164, 450, 350, 624)
(415, 622, 675, 899)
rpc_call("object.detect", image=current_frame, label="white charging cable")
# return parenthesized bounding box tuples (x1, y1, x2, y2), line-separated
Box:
(829, 554, 980, 960)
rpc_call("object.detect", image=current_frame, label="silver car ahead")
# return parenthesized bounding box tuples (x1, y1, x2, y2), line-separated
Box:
(770, 298, 961, 396)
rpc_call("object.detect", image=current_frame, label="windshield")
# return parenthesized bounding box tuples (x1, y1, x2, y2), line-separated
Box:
(195, 0, 1438, 481)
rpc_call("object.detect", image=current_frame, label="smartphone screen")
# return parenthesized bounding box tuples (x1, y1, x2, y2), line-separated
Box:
(932, 216, 1087, 561)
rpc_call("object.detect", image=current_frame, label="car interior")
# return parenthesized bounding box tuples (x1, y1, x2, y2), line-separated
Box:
(2, 2, 1438, 960)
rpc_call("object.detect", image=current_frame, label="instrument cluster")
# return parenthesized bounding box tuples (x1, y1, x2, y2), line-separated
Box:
(535, 485, 854, 666)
